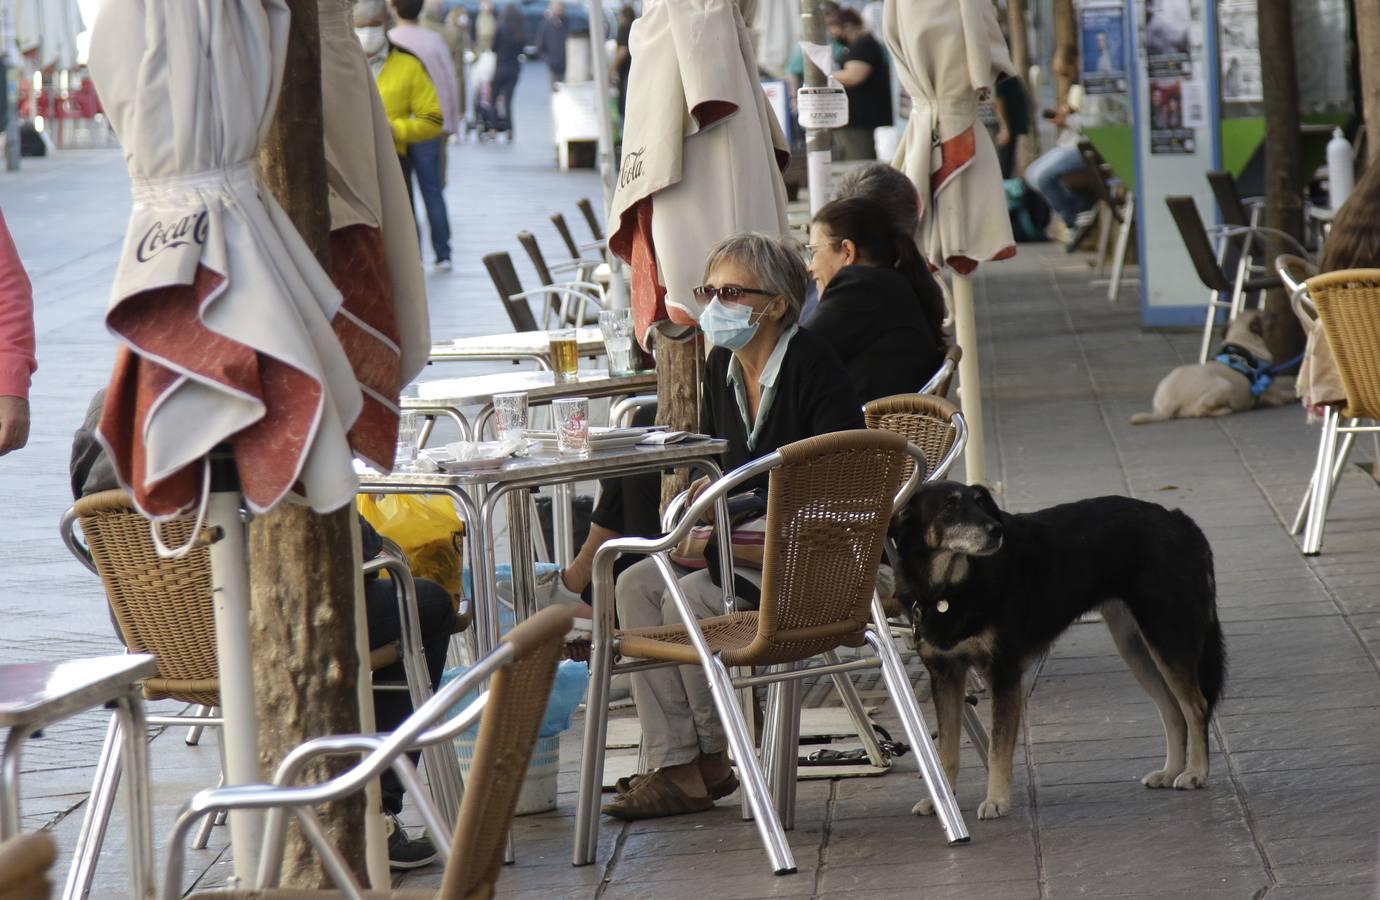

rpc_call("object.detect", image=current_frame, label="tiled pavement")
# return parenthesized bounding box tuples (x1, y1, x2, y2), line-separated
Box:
(3, 62, 1380, 898)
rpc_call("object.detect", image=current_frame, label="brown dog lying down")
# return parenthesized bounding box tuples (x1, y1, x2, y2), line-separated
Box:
(1131, 311, 1293, 424)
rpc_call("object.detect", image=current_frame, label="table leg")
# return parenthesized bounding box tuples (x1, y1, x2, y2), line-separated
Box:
(553, 483, 576, 566)
(115, 691, 154, 898)
(0, 726, 31, 840)
(505, 487, 538, 623)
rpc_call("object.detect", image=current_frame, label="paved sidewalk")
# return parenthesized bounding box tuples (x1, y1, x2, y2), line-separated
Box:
(3, 61, 1378, 899)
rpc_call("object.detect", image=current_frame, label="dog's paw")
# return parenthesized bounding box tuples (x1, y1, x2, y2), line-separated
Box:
(1172, 769, 1207, 790)
(911, 798, 935, 816)
(1141, 768, 1183, 789)
(977, 797, 1009, 819)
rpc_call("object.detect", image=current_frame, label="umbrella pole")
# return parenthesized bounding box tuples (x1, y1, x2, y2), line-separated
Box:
(586, 3, 628, 308)
(206, 456, 263, 884)
(951, 272, 987, 486)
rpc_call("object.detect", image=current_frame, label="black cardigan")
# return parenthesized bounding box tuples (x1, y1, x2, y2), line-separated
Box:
(701, 326, 865, 493)
(809, 265, 945, 402)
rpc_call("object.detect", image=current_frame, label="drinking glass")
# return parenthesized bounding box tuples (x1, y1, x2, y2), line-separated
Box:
(394, 411, 419, 471)
(492, 391, 529, 443)
(599, 308, 637, 377)
(549, 327, 579, 383)
(552, 397, 590, 456)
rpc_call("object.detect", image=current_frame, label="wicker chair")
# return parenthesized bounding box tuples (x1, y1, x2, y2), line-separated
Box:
(1294, 269, 1380, 555)
(919, 344, 963, 398)
(0, 832, 56, 900)
(161, 606, 573, 900)
(60, 491, 457, 897)
(573, 431, 968, 876)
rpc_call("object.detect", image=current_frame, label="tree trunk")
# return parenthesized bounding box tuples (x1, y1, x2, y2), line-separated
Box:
(1257, 0, 1306, 361)
(1357, 0, 1380, 163)
(1052, 0, 1077, 106)
(252, 0, 367, 885)
(656, 332, 702, 510)
(1005, 0, 1038, 169)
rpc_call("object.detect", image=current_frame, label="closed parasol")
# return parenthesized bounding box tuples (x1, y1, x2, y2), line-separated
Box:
(608, 0, 790, 348)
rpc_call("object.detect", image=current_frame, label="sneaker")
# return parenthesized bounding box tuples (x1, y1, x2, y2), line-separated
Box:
(432, 259, 452, 273)
(386, 813, 438, 870)
(1065, 210, 1098, 253)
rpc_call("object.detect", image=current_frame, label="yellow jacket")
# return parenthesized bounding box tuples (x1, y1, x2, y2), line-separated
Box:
(376, 46, 443, 155)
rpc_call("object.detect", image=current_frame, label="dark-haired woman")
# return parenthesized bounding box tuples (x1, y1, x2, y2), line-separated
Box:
(806, 196, 949, 401)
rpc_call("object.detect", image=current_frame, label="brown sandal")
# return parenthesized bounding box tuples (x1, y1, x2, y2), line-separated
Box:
(601, 769, 715, 820)
(614, 769, 739, 800)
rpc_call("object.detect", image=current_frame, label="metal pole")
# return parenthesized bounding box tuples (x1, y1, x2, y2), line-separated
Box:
(2, 0, 20, 172)
(801, 0, 832, 213)
(951, 273, 986, 485)
(586, 5, 628, 308)
(206, 457, 263, 885)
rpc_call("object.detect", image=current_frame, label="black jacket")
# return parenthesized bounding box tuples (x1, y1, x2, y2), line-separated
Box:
(809, 265, 945, 402)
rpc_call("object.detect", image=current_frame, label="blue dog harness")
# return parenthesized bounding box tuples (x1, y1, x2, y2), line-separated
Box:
(1214, 343, 1304, 400)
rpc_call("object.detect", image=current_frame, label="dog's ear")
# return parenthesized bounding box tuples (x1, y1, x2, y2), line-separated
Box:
(971, 483, 1001, 518)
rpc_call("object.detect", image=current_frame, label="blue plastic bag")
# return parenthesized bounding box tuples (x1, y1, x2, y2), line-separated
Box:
(440, 658, 589, 738)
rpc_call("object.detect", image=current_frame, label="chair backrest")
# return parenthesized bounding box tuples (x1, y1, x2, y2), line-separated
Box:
(1165, 195, 1234, 293)
(0, 832, 56, 900)
(742, 430, 908, 665)
(72, 491, 219, 706)
(1306, 269, 1380, 420)
(440, 606, 568, 900)
(1207, 170, 1251, 228)
(923, 344, 962, 398)
(550, 212, 581, 259)
(482, 252, 539, 332)
(576, 197, 603, 242)
(863, 393, 961, 483)
(516, 230, 556, 288)
(1075, 140, 1121, 217)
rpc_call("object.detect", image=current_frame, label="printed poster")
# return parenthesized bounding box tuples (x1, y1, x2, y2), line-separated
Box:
(1150, 78, 1195, 154)
(1080, 3, 1129, 94)
(1145, 0, 1192, 78)
(1218, 0, 1263, 102)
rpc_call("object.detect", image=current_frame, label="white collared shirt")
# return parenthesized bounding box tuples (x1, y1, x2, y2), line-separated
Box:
(727, 324, 799, 450)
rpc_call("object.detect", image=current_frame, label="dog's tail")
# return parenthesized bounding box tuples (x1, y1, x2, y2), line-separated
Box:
(1130, 410, 1171, 425)
(1200, 617, 1227, 720)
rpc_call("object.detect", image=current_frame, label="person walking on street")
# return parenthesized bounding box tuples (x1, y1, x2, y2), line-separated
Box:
(825, 6, 892, 161)
(420, 0, 468, 126)
(355, 0, 445, 214)
(390, 0, 460, 270)
(993, 74, 1029, 179)
(491, 4, 527, 138)
(0, 208, 35, 456)
(611, 5, 635, 121)
(534, 1, 569, 89)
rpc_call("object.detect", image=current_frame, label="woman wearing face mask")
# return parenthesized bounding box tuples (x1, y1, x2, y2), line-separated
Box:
(593, 232, 864, 822)
(807, 196, 949, 401)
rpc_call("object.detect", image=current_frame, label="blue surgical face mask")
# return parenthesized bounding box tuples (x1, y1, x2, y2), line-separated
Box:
(699, 297, 765, 350)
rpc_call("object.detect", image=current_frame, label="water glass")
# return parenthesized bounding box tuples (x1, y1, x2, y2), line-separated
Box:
(599, 308, 637, 377)
(552, 397, 590, 456)
(394, 411, 419, 471)
(492, 391, 529, 443)
(549, 327, 579, 383)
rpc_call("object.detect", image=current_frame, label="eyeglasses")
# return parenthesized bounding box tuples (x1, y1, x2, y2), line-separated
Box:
(803, 241, 841, 263)
(691, 285, 776, 303)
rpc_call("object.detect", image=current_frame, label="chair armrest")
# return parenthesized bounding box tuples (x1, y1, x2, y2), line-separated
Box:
(610, 394, 657, 429)
(926, 413, 968, 483)
(919, 357, 956, 396)
(60, 507, 99, 575)
(660, 487, 692, 533)
(549, 258, 606, 274)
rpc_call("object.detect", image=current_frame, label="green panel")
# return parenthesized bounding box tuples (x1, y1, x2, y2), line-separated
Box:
(1220, 119, 1264, 176)
(1083, 126, 1135, 193)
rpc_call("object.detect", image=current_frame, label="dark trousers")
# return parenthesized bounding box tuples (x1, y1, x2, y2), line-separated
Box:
(397, 154, 415, 217)
(407, 136, 451, 264)
(997, 137, 1018, 180)
(491, 64, 520, 132)
(367, 575, 456, 815)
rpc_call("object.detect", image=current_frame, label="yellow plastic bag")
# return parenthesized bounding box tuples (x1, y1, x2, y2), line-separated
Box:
(357, 494, 465, 601)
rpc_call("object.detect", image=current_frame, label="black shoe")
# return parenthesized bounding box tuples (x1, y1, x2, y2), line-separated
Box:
(387, 813, 439, 870)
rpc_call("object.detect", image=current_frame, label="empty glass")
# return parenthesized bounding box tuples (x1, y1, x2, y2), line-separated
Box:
(599, 308, 637, 377)
(492, 391, 529, 443)
(394, 411, 419, 471)
(552, 397, 590, 456)
(549, 327, 579, 383)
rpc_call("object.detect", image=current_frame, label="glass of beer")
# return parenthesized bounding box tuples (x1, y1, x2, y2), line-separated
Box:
(549, 328, 579, 383)
(599, 308, 637, 377)
(553, 397, 590, 456)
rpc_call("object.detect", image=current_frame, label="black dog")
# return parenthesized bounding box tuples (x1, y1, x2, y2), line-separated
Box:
(891, 482, 1226, 820)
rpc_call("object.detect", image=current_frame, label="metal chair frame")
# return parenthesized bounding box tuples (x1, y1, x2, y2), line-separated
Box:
(1077, 141, 1137, 302)
(572, 438, 969, 877)
(482, 251, 604, 333)
(517, 230, 606, 326)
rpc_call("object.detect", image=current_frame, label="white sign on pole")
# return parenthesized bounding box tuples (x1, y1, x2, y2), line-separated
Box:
(797, 86, 848, 129)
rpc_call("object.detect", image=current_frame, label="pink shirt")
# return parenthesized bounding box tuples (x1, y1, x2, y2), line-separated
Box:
(0, 210, 36, 400)
(388, 23, 462, 136)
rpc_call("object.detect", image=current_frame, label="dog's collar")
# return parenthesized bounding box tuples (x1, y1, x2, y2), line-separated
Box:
(1214, 343, 1273, 399)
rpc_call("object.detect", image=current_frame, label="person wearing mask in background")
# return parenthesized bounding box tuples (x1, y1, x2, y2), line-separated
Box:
(993, 74, 1029, 179)
(611, 5, 636, 122)
(806, 196, 948, 401)
(491, 3, 527, 138)
(355, 0, 445, 214)
(535, 0, 569, 90)
(1023, 47, 1097, 250)
(0, 208, 35, 456)
(825, 6, 892, 161)
(389, 0, 460, 271)
(420, 0, 468, 131)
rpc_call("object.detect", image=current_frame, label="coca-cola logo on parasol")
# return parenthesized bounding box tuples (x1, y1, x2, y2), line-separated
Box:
(136, 211, 210, 263)
(619, 148, 646, 189)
